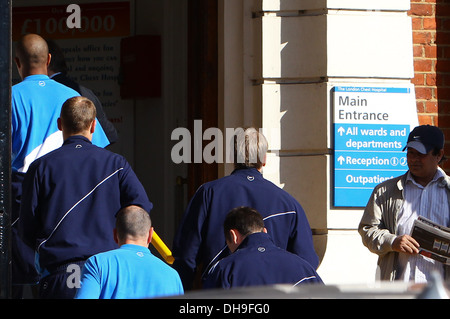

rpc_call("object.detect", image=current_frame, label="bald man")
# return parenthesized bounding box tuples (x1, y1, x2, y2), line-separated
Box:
(11, 34, 109, 297)
(75, 206, 182, 299)
(12, 33, 109, 173)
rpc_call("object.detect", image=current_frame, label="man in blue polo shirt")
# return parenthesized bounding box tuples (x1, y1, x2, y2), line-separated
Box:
(12, 33, 109, 173)
(11, 34, 109, 298)
(203, 207, 323, 289)
(172, 128, 319, 290)
(75, 205, 183, 299)
(11, 33, 110, 297)
(18, 96, 152, 299)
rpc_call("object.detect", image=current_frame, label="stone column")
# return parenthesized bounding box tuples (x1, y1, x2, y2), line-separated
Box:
(260, 0, 414, 284)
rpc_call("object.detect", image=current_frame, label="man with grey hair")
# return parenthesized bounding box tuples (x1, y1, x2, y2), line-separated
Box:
(232, 127, 268, 170)
(173, 127, 318, 290)
(76, 206, 183, 299)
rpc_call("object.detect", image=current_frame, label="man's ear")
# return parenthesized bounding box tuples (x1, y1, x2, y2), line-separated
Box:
(47, 53, 52, 67)
(147, 227, 154, 245)
(113, 228, 119, 244)
(57, 118, 62, 131)
(226, 229, 242, 253)
(230, 229, 239, 244)
(14, 57, 21, 68)
(90, 119, 96, 134)
(437, 148, 444, 163)
(14, 57, 24, 80)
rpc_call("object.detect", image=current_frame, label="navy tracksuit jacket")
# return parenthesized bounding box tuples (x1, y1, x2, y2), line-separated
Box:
(203, 232, 323, 289)
(18, 136, 152, 274)
(172, 168, 319, 290)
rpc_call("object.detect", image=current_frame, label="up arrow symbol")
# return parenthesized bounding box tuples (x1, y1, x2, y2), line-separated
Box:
(337, 156, 345, 165)
(337, 127, 345, 136)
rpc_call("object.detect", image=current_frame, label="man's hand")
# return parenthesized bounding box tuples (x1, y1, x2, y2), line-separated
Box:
(392, 235, 420, 254)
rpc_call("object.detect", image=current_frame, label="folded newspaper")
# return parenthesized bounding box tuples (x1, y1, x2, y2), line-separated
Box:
(410, 216, 450, 265)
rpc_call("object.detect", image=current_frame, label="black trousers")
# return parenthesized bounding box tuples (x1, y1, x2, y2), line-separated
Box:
(39, 260, 86, 299)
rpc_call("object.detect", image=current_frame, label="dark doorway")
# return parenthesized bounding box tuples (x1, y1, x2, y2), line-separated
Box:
(187, 0, 219, 198)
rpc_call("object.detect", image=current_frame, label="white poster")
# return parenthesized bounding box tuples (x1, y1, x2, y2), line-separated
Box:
(13, 2, 133, 160)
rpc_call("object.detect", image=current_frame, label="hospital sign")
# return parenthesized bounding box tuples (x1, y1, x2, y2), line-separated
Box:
(333, 86, 418, 207)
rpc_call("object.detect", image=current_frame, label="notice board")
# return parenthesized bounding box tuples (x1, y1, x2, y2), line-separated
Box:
(333, 85, 419, 208)
(12, 2, 133, 160)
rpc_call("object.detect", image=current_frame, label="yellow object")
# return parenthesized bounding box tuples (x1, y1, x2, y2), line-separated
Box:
(151, 231, 175, 264)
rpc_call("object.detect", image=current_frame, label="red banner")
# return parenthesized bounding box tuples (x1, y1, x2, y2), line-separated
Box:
(13, 2, 130, 41)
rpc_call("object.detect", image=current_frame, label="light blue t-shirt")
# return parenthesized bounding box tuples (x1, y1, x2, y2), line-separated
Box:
(12, 74, 110, 172)
(75, 244, 184, 299)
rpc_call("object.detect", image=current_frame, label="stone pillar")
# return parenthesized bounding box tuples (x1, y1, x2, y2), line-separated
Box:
(260, 0, 414, 284)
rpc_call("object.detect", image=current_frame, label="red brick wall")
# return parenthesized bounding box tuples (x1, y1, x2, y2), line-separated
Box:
(409, 0, 450, 167)
(410, 1, 436, 125)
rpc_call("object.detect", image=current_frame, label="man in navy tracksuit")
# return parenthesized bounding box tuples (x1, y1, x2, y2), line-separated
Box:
(18, 97, 152, 299)
(203, 207, 323, 289)
(172, 128, 319, 290)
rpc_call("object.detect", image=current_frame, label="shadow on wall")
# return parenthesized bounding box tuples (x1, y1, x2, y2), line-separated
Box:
(436, 2, 450, 172)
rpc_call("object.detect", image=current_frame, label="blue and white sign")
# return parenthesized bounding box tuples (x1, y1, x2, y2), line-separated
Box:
(333, 85, 418, 207)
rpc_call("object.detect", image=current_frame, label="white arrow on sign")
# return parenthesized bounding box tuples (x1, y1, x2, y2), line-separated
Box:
(337, 127, 345, 136)
(337, 156, 345, 165)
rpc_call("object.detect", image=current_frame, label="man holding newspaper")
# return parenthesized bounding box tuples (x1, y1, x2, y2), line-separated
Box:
(359, 125, 450, 283)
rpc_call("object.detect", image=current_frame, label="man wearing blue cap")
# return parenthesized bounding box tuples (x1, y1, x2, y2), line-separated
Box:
(359, 125, 450, 283)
